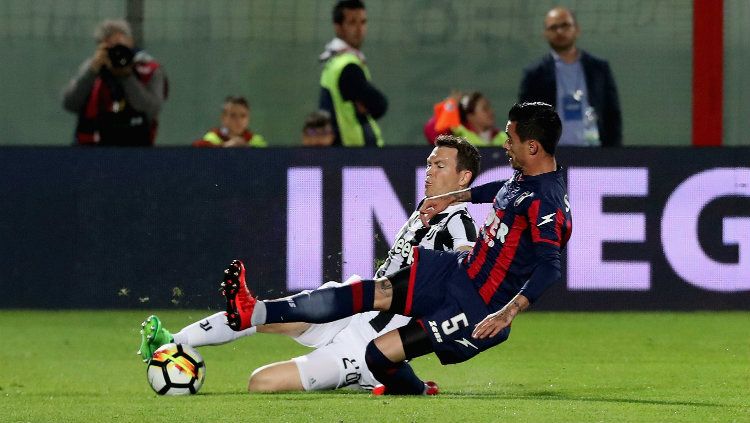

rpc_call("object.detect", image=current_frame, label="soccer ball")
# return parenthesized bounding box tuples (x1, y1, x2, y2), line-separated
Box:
(146, 343, 206, 395)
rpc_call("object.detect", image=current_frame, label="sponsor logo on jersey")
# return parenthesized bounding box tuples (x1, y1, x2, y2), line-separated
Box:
(537, 212, 556, 227)
(428, 320, 443, 343)
(392, 237, 412, 259)
(454, 338, 479, 350)
(482, 210, 509, 247)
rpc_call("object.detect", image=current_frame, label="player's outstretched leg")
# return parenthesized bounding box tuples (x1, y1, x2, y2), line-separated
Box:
(172, 311, 258, 347)
(221, 259, 377, 331)
(221, 259, 257, 331)
(137, 315, 173, 362)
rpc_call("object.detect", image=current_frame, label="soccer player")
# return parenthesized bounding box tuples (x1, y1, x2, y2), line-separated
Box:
(139, 135, 481, 393)
(222, 102, 573, 395)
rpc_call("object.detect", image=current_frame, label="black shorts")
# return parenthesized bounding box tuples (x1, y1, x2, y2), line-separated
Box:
(405, 247, 511, 364)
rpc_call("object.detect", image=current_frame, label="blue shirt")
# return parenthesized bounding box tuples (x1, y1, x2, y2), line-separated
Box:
(553, 51, 599, 146)
(465, 169, 573, 309)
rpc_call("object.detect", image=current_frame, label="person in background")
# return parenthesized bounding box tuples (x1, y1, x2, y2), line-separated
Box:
(424, 91, 507, 147)
(319, 0, 387, 147)
(302, 110, 335, 147)
(519, 6, 621, 147)
(192, 96, 267, 148)
(62, 19, 167, 146)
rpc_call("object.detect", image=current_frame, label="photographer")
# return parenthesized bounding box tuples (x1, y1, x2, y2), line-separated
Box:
(62, 19, 167, 146)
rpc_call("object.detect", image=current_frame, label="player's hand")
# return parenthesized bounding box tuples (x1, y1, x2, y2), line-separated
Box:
(471, 309, 514, 339)
(473, 295, 529, 339)
(419, 195, 453, 227)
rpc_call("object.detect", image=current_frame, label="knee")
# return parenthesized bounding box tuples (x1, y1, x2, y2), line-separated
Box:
(247, 367, 278, 392)
(247, 361, 304, 393)
(364, 340, 392, 374)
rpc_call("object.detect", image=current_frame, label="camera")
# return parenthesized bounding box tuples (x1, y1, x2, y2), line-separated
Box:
(107, 44, 134, 68)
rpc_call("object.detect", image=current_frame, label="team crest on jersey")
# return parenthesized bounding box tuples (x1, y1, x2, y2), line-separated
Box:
(514, 191, 534, 207)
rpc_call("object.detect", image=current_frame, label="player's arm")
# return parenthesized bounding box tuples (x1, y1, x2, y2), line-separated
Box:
(519, 196, 567, 303)
(474, 196, 568, 339)
(473, 245, 561, 340)
(419, 180, 505, 226)
(472, 294, 529, 339)
(419, 188, 471, 226)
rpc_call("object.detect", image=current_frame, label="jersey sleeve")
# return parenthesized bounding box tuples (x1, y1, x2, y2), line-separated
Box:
(470, 181, 505, 203)
(444, 210, 477, 250)
(518, 196, 567, 303)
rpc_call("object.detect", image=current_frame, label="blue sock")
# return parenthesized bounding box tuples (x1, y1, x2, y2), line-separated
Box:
(261, 279, 375, 324)
(364, 341, 425, 395)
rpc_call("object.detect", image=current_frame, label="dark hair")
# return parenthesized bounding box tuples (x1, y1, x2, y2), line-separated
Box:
(458, 91, 485, 125)
(333, 0, 366, 24)
(435, 134, 481, 186)
(303, 110, 332, 130)
(508, 102, 561, 155)
(224, 95, 250, 110)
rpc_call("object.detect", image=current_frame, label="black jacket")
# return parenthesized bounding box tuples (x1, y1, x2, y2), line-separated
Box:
(519, 51, 622, 147)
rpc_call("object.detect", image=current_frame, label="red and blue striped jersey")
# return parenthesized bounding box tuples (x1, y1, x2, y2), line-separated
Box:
(462, 167, 572, 309)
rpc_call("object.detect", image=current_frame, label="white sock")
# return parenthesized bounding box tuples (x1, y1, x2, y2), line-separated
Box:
(172, 311, 257, 347)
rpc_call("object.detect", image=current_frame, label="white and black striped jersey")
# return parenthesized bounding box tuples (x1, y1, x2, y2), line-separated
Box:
(374, 200, 477, 278)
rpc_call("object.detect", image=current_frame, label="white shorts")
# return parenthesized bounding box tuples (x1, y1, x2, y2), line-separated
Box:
(293, 334, 376, 391)
(292, 312, 413, 391)
(293, 317, 352, 349)
(291, 278, 358, 349)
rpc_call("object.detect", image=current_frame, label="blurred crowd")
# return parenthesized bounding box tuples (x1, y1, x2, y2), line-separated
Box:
(62, 1, 621, 148)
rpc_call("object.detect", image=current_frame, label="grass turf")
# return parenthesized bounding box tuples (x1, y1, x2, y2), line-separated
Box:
(1, 310, 748, 423)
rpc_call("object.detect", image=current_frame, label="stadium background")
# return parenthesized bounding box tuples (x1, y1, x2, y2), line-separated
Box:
(1, 4, 749, 421)
(1, 0, 749, 147)
(0, 1, 748, 311)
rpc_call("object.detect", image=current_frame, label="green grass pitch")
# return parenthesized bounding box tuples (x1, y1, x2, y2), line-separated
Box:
(1, 310, 748, 423)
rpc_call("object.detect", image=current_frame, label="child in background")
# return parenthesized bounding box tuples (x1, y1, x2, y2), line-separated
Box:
(423, 91, 507, 147)
(193, 96, 267, 148)
(301, 110, 334, 147)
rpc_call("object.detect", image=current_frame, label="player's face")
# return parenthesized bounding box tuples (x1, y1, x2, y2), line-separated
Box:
(504, 121, 528, 171)
(543, 8, 579, 52)
(221, 103, 250, 137)
(425, 146, 466, 197)
(335, 8, 367, 49)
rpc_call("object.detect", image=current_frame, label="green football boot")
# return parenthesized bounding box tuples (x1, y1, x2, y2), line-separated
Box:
(137, 315, 173, 363)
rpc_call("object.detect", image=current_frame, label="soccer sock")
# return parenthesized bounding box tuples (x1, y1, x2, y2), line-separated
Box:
(364, 341, 426, 395)
(255, 279, 375, 325)
(173, 312, 257, 347)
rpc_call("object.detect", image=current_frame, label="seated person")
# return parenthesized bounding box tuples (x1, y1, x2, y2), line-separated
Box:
(301, 110, 334, 147)
(193, 96, 267, 147)
(423, 91, 507, 147)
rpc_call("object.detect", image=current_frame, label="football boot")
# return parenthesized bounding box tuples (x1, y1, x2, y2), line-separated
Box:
(220, 259, 257, 331)
(137, 314, 173, 362)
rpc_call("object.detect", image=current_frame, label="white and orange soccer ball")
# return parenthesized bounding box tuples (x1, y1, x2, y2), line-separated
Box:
(147, 343, 206, 395)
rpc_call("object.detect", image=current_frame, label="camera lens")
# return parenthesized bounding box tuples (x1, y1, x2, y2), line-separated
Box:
(107, 44, 134, 68)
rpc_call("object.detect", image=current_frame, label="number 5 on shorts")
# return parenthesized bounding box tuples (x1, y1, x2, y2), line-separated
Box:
(441, 313, 468, 335)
